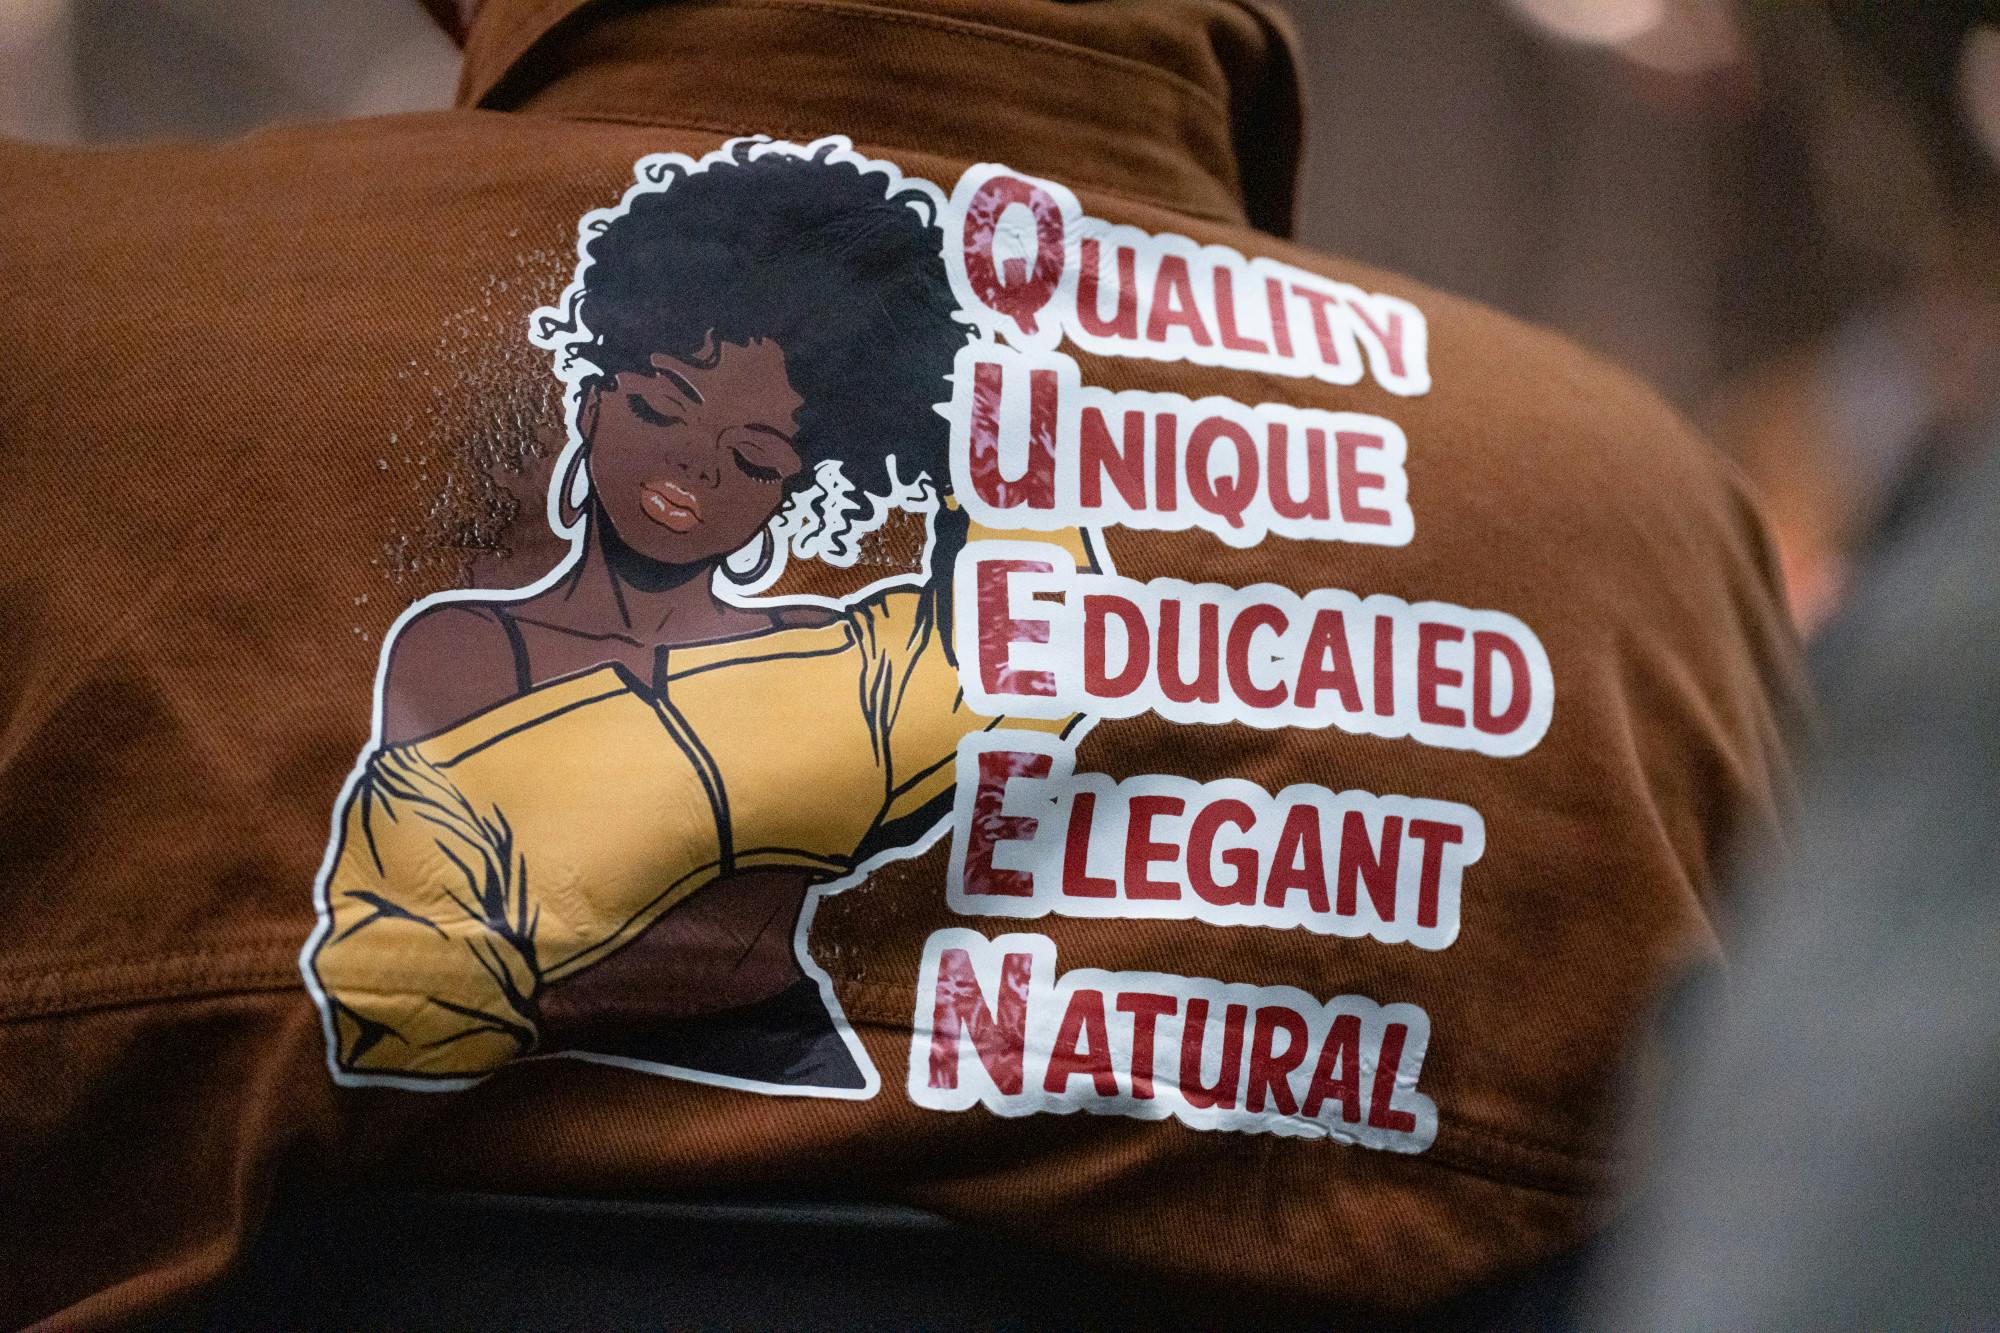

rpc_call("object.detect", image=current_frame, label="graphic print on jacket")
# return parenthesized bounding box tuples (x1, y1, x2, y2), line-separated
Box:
(302, 139, 1553, 1141)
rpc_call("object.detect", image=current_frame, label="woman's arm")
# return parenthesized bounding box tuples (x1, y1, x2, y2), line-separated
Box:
(309, 745, 542, 1080)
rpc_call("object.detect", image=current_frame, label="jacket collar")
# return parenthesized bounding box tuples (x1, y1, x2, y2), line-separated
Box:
(455, 0, 1302, 235)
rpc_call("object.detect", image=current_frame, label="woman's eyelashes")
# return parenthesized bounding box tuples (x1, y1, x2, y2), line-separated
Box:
(731, 450, 783, 482)
(626, 392, 682, 429)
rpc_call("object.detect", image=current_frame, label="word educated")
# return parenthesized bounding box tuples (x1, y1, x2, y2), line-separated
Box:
(959, 542, 1554, 758)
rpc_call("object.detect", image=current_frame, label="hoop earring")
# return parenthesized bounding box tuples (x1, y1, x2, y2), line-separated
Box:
(556, 447, 589, 528)
(721, 526, 778, 587)
(559, 378, 606, 529)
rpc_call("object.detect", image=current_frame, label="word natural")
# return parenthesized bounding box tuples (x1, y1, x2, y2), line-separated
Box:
(909, 930, 1437, 1152)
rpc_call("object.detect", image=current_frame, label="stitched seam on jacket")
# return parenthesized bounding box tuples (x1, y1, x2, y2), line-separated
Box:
(3, 952, 1613, 1195)
(1416, 1136, 1607, 1198)
(0, 946, 303, 1021)
(530, 110, 1245, 227)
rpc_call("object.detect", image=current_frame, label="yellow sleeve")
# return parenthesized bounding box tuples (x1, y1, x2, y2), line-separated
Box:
(309, 745, 542, 1081)
(308, 669, 735, 1080)
(857, 517, 1097, 830)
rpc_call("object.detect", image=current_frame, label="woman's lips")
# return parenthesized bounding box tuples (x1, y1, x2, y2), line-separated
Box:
(639, 479, 703, 532)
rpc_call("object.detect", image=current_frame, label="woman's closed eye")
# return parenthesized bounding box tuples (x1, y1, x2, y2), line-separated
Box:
(730, 449, 784, 482)
(728, 426, 801, 483)
(627, 393, 682, 428)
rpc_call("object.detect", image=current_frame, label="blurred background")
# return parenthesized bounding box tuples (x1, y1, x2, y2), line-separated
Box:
(4, 0, 1995, 638)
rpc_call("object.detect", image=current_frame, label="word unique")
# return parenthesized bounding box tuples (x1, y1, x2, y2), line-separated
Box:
(948, 343, 1413, 550)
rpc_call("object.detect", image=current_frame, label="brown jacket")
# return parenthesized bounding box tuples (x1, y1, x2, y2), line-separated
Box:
(0, 1, 1801, 1326)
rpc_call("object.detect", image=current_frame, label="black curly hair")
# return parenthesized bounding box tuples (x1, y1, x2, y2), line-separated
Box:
(548, 143, 969, 505)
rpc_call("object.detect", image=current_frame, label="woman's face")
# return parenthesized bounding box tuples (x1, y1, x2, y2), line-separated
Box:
(585, 336, 805, 567)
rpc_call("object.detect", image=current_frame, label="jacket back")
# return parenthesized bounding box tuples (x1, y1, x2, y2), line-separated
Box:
(0, 1, 1802, 1325)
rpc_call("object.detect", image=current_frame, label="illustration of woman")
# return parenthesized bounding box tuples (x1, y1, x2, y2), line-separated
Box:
(305, 141, 1088, 1093)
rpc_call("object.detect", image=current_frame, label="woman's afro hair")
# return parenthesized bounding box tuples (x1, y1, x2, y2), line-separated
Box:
(565, 144, 968, 501)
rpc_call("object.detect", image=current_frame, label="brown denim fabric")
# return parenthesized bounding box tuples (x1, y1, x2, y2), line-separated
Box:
(0, 1, 1802, 1326)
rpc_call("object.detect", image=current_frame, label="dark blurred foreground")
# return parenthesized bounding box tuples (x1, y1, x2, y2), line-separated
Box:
(172, 1191, 1595, 1331)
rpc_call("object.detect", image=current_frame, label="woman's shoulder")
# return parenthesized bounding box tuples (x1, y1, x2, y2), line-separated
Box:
(397, 598, 522, 634)
(379, 599, 531, 745)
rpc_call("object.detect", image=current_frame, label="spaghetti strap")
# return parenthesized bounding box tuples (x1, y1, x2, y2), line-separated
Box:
(490, 604, 534, 695)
